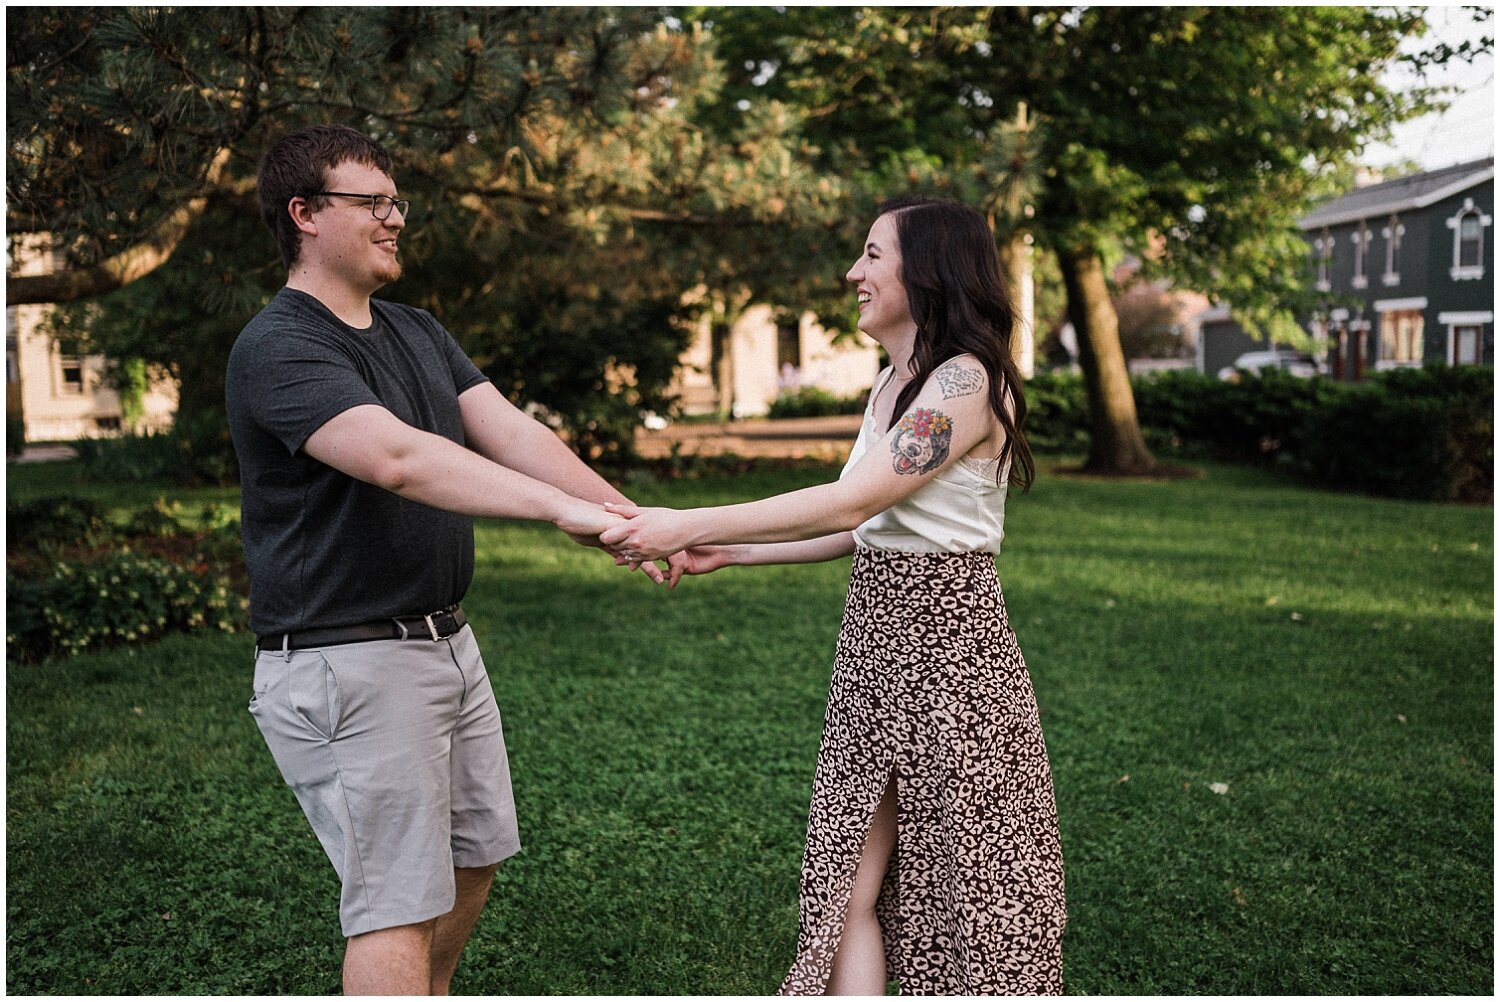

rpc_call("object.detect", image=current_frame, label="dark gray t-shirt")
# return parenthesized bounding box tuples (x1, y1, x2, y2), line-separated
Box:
(226, 288, 489, 635)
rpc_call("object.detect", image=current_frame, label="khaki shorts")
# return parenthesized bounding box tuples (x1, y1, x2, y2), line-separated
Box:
(249, 624, 520, 937)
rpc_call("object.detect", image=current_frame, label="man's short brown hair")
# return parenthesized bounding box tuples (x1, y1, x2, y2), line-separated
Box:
(257, 125, 395, 269)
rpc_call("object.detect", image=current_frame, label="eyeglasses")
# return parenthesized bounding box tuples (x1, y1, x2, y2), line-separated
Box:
(308, 191, 411, 221)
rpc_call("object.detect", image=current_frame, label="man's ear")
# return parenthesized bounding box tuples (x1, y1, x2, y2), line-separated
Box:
(287, 197, 318, 237)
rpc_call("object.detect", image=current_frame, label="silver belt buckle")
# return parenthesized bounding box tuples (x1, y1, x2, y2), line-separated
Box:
(424, 610, 458, 642)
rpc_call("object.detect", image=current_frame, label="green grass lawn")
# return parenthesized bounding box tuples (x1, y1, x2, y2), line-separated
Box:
(6, 459, 1493, 994)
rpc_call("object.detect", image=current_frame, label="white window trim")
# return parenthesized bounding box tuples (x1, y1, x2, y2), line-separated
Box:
(1315, 228, 1332, 292)
(1437, 311, 1494, 325)
(1446, 197, 1491, 281)
(1373, 297, 1428, 312)
(1376, 303, 1425, 366)
(1380, 215, 1403, 286)
(1349, 223, 1370, 288)
(1445, 322, 1487, 365)
(53, 347, 86, 397)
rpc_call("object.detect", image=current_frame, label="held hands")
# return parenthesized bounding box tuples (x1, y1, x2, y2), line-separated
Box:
(598, 502, 698, 563)
(556, 499, 728, 588)
(600, 502, 732, 588)
(554, 498, 670, 585)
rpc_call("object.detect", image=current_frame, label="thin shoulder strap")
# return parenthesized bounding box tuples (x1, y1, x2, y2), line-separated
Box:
(868, 366, 899, 411)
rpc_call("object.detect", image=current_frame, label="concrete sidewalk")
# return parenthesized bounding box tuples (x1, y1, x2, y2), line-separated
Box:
(9, 443, 80, 464)
(635, 414, 863, 461)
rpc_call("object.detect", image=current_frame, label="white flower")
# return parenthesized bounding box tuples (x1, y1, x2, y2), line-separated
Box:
(1208, 782, 1230, 795)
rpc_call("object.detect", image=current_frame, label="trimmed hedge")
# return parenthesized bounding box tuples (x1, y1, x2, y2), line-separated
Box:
(767, 386, 867, 419)
(74, 410, 239, 486)
(1023, 365, 1492, 502)
(7, 497, 115, 551)
(1290, 367, 1493, 501)
(1023, 370, 1092, 454)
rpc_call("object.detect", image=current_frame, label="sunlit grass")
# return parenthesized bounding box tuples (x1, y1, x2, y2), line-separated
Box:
(6, 459, 1491, 993)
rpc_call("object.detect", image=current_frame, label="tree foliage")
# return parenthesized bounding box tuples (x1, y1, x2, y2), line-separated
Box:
(696, 6, 1455, 472)
(8, 8, 845, 454)
(9, 8, 1478, 467)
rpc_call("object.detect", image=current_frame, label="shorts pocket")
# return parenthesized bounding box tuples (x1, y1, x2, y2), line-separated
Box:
(248, 652, 279, 713)
(287, 653, 341, 740)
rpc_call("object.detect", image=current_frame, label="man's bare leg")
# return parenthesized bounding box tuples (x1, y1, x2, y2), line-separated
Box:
(429, 863, 501, 995)
(827, 777, 899, 995)
(344, 921, 435, 995)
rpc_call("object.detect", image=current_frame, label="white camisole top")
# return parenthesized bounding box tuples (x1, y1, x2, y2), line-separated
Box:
(839, 366, 1010, 554)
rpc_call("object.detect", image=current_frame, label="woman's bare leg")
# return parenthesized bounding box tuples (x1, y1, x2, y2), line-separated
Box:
(826, 776, 898, 996)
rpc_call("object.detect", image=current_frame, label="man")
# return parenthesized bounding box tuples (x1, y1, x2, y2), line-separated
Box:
(227, 124, 674, 994)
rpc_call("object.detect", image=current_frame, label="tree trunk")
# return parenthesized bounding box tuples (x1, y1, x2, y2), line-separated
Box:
(1057, 241, 1158, 474)
(997, 233, 1035, 378)
(710, 319, 735, 420)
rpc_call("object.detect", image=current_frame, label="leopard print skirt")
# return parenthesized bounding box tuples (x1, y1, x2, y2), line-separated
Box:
(779, 547, 1065, 996)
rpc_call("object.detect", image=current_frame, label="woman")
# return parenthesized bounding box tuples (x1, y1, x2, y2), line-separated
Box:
(602, 197, 1065, 995)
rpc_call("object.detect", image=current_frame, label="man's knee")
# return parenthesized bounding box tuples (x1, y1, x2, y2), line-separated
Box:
(345, 918, 438, 994)
(451, 862, 500, 908)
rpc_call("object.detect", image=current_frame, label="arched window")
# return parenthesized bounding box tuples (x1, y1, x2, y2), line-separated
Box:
(1447, 198, 1491, 281)
(1459, 214, 1481, 267)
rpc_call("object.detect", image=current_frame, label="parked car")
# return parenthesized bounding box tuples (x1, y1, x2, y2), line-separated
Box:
(1217, 349, 1322, 381)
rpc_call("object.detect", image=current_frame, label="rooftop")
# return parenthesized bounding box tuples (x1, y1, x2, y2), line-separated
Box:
(1300, 157, 1494, 229)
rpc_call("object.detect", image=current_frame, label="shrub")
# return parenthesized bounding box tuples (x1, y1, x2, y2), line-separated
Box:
(6, 497, 115, 551)
(121, 497, 195, 538)
(6, 553, 241, 663)
(1294, 368, 1493, 502)
(6, 414, 26, 457)
(6, 496, 247, 662)
(1017, 365, 1491, 501)
(767, 386, 867, 419)
(1020, 369, 1089, 454)
(1133, 368, 1340, 463)
(75, 410, 239, 486)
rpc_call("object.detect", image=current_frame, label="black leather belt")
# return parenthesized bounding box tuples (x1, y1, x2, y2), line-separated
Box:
(257, 604, 466, 652)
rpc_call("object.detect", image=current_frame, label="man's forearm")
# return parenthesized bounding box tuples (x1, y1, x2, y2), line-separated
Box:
(485, 418, 632, 505)
(388, 432, 579, 521)
(458, 383, 632, 505)
(303, 403, 611, 534)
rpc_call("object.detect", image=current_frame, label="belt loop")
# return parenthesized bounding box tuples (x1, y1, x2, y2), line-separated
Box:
(280, 633, 291, 661)
(392, 617, 410, 641)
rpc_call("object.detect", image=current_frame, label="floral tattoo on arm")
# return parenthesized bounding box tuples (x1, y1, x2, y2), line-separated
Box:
(890, 408, 953, 475)
(933, 363, 984, 400)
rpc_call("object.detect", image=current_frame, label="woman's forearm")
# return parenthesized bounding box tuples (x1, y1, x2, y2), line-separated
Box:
(725, 532, 857, 567)
(679, 482, 876, 549)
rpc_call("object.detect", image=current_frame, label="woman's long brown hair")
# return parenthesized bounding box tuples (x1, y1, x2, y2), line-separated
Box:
(879, 196, 1035, 491)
